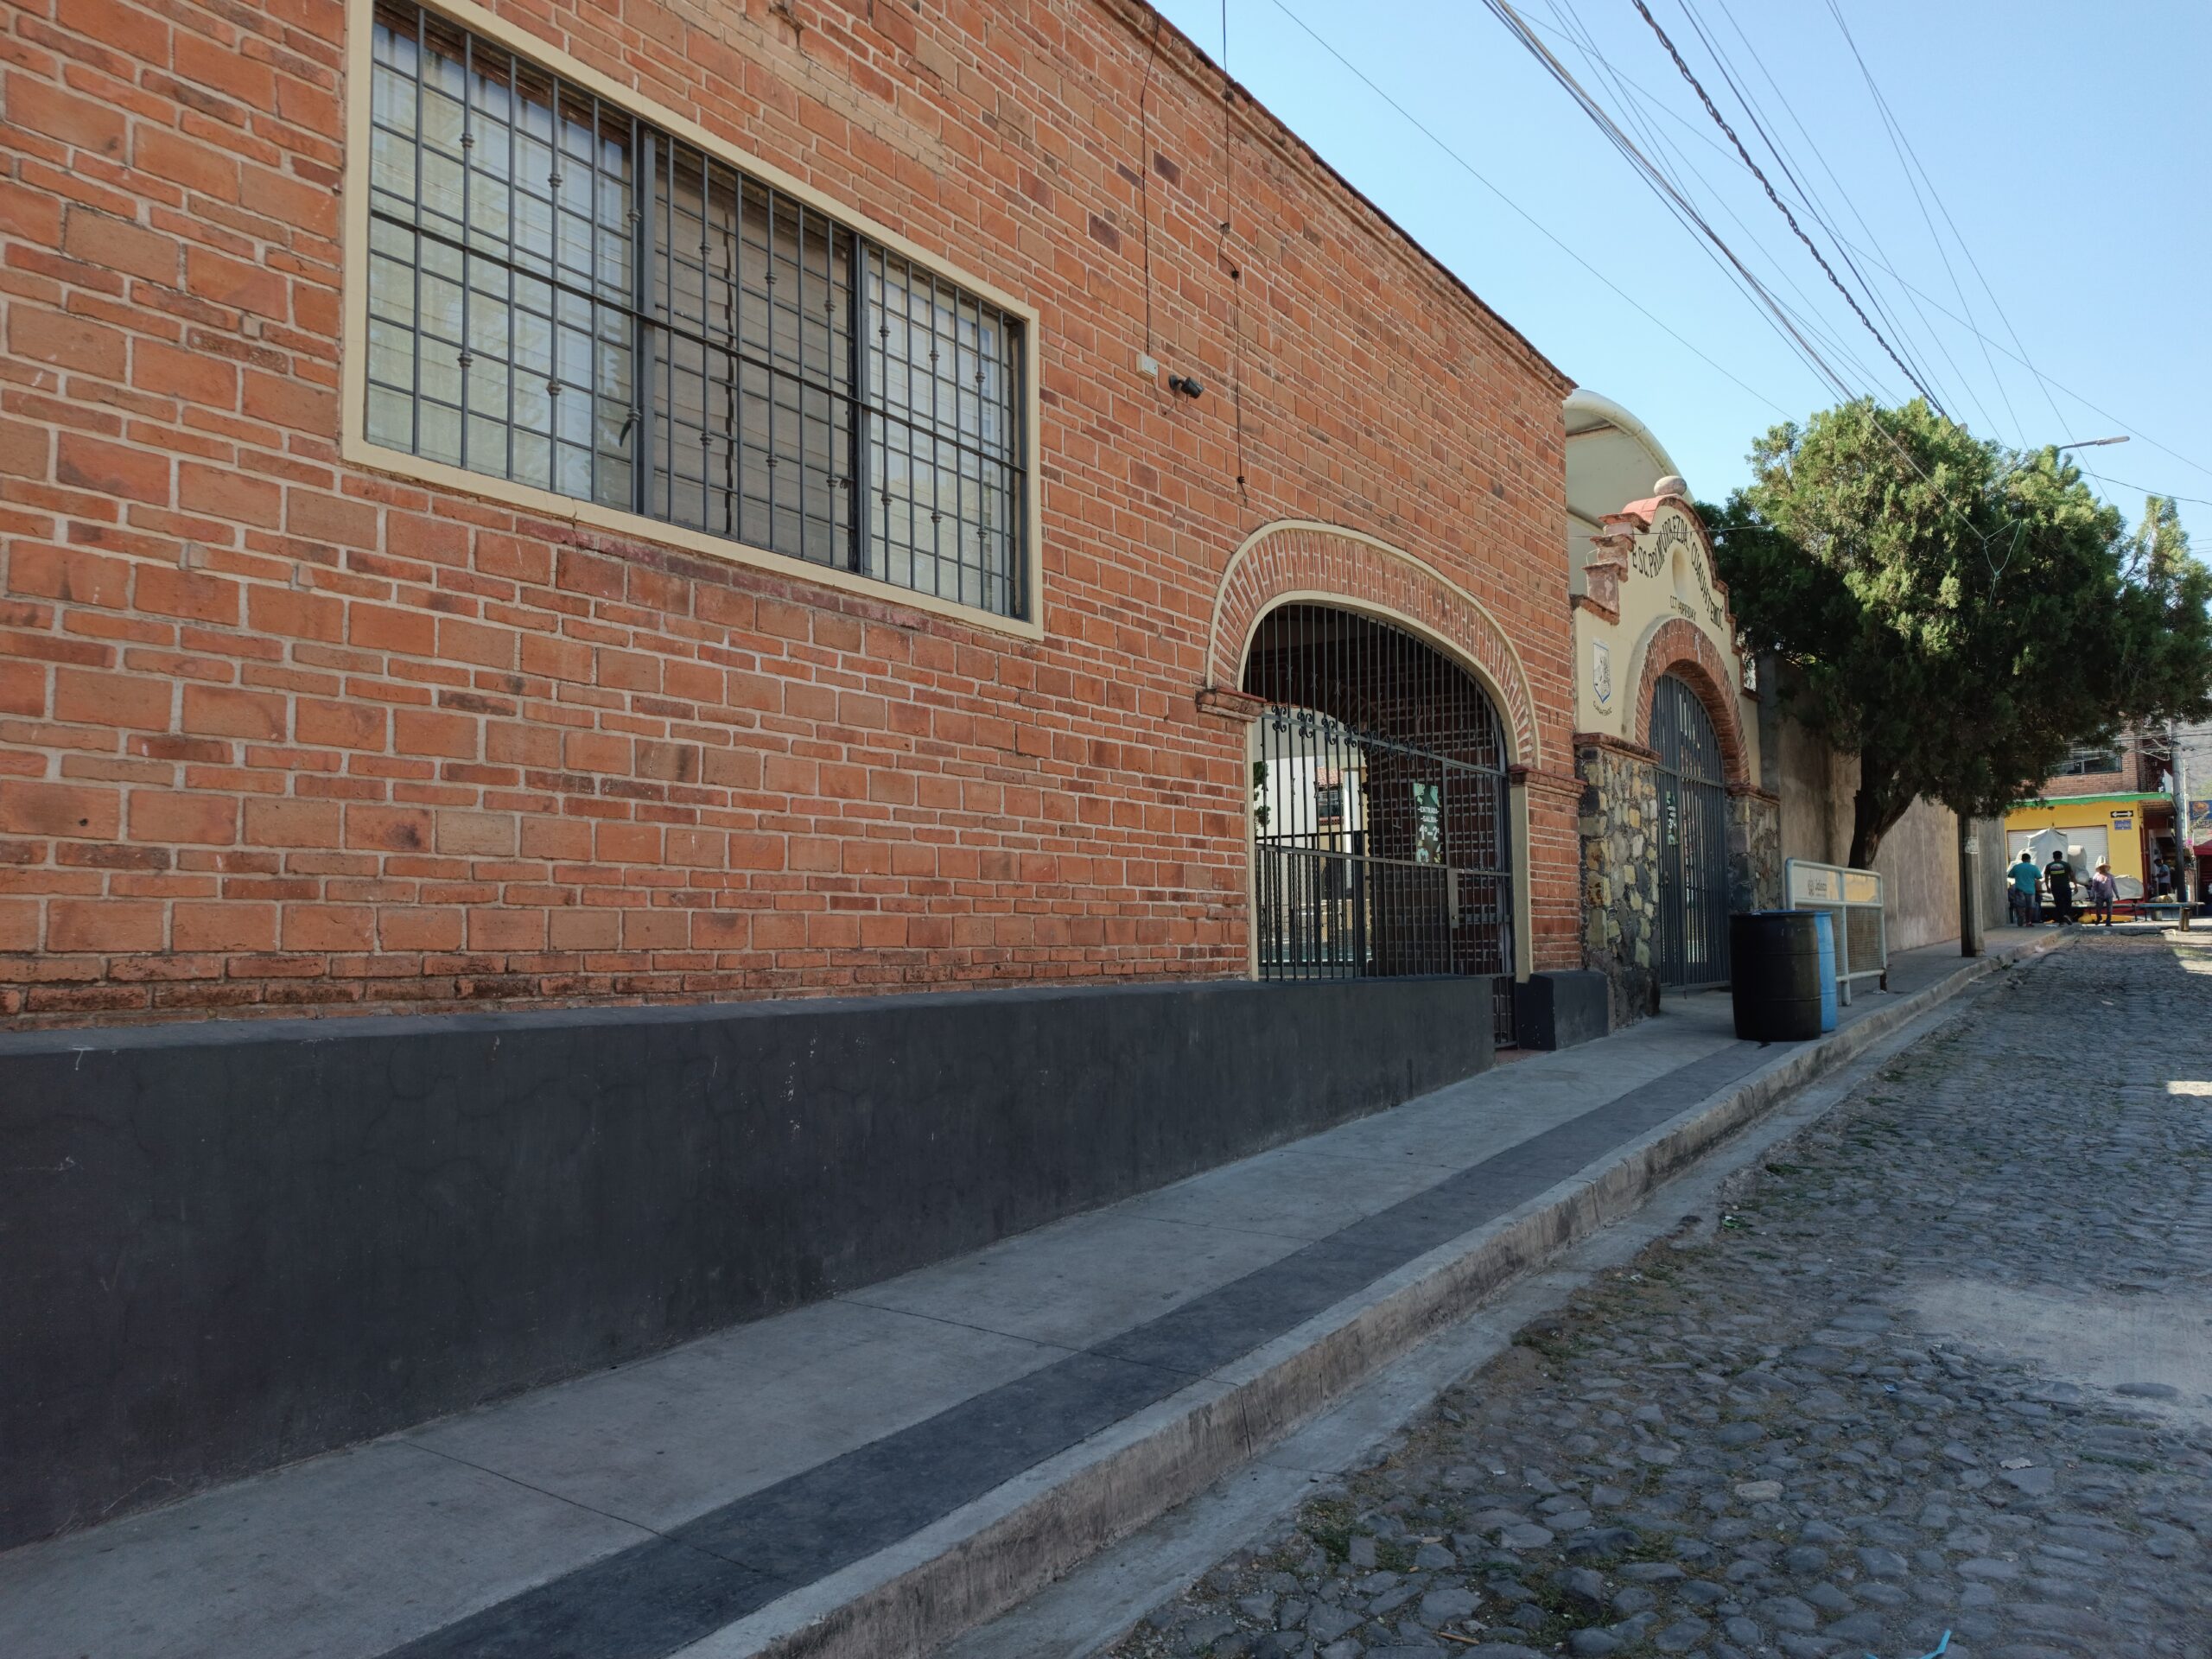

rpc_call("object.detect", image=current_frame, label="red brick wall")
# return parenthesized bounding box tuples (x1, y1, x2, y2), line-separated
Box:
(2030, 734, 2156, 801)
(0, 0, 1575, 1022)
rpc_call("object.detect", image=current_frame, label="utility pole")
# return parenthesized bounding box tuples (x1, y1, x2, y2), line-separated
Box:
(2174, 719, 2195, 931)
(1957, 816, 1983, 956)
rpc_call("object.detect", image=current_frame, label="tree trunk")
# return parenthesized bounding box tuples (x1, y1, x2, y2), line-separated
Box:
(1847, 760, 1912, 871)
(1847, 785, 1885, 870)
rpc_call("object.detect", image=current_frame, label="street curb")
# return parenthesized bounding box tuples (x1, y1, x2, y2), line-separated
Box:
(696, 933, 2073, 1659)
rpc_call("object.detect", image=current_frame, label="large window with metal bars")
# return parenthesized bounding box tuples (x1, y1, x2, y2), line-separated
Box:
(363, 0, 1027, 617)
(2053, 742, 2123, 777)
(1243, 604, 1516, 1045)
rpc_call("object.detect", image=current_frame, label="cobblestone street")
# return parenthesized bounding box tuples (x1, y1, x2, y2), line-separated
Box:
(1109, 935, 2212, 1659)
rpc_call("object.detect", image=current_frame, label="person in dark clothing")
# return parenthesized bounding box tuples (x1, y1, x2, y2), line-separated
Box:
(2044, 850, 2078, 924)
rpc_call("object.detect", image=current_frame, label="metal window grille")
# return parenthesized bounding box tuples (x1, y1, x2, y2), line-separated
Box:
(1651, 673, 1730, 989)
(365, 0, 1027, 618)
(2054, 744, 2122, 776)
(1243, 604, 1516, 1046)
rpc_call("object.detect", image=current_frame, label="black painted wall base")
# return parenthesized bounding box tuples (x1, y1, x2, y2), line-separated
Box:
(0, 974, 1495, 1548)
(1512, 971, 1612, 1050)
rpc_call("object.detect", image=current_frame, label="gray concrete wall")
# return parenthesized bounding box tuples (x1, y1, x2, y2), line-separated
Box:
(1872, 801, 1964, 952)
(1762, 683, 2002, 952)
(0, 976, 1496, 1548)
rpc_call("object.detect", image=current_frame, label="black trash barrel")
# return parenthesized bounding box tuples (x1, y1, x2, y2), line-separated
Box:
(1729, 910, 1824, 1040)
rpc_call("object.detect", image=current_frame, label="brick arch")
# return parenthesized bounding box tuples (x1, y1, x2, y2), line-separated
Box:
(1630, 617, 1750, 790)
(1206, 520, 1539, 766)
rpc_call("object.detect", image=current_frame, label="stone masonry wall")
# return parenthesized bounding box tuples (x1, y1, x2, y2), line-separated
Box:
(1730, 789, 1780, 916)
(1576, 738, 1661, 1027)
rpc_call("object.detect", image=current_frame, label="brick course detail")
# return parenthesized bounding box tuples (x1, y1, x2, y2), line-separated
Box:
(0, 0, 1576, 1021)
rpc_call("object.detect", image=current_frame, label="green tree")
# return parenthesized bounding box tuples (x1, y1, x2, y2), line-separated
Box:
(1706, 398, 2212, 868)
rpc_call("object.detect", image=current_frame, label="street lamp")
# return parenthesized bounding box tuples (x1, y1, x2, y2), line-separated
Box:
(2056, 435, 2128, 450)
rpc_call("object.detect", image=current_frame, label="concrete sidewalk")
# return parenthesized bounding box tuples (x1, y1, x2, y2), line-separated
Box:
(0, 931, 2064, 1659)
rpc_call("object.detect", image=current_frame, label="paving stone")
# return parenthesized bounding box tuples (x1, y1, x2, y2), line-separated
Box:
(1306, 1605, 1363, 1643)
(1370, 1583, 1415, 1617)
(1856, 1545, 1910, 1579)
(1105, 942, 2212, 1659)
(1417, 1586, 1477, 1624)
(1652, 1615, 1710, 1651)
(1174, 1612, 1237, 1654)
(1759, 1594, 1820, 1632)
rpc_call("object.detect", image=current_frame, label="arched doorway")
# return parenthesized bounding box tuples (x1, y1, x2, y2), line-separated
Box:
(1242, 603, 1516, 1043)
(1651, 672, 1729, 988)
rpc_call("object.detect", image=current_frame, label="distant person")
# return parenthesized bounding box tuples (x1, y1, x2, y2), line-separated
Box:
(2007, 852, 2042, 925)
(2151, 849, 2171, 899)
(2044, 849, 2078, 925)
(2086, 861, 2117, 926)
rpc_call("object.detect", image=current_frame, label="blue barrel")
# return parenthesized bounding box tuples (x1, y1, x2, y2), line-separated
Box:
(1728, 911, 1823, 1041)
(1808, 909, 1839, 1032)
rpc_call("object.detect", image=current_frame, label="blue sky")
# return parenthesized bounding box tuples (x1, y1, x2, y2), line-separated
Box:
(1147, 0, 2212, 543)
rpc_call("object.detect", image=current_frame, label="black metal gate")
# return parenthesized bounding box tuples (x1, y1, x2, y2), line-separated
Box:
(1243, 604, 1516, 1046)
(1652, 672, 1729, 988)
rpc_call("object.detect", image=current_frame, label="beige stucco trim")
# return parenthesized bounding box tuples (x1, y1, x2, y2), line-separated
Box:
(1571, 502, 1758, 777)
(339, 0, 1046, 642)
(1209, 519, 1543, 771)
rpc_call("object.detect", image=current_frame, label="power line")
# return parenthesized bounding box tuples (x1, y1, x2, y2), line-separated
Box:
(1628, 0, 1947, 413)
(1701, 0, 1970, 420)
(1822, 0, 2025, 455)
(1537, 0, 1901, 399)
(2087, 480, 2212, 510)
(1483, 0, 1864, 403)
(1668, 0, 1962, 419)
(1497, 10, 2208, 547)
(1507, 6, 2212, 484)
(1277, 1, 2209, 607)
(1255, 0, 2210, 530)
(1256, 0, 1796, 415)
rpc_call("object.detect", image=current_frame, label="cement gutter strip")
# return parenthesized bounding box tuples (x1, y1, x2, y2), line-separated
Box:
(681, 932, 2069, 1659)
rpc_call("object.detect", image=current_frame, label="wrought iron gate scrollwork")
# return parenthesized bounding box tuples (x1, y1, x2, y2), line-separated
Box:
(1243, 604, 1517, 1046)
(1652, 672, 1730, 989)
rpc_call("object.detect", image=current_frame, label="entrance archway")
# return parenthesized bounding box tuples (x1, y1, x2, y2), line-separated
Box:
(1242, 602, 1516, 1043)
(1652, 672, 1729, 988)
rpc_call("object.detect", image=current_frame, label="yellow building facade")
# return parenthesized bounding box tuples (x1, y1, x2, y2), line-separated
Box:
(2003, 792, 2167, 897)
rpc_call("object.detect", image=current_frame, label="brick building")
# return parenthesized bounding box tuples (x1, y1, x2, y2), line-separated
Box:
(0, 0, 1599, 1535)
(2005, 728, 2193, 901)
(0, 0, 1581, 1027)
